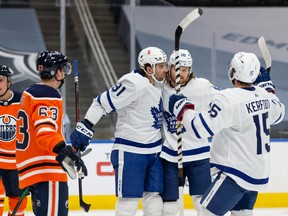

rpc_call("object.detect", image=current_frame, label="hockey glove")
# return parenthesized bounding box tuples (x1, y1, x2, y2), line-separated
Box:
(169, 94, 195, 121)
(56, 145, 88, 180)
(70, 120, 95, 152)
(253, 66, 275, 93)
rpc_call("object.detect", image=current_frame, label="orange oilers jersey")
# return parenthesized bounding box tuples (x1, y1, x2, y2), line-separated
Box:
(16, 84, 68, 189)
(0, 91, 21, 170)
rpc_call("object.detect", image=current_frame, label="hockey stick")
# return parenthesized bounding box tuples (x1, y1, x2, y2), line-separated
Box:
(11, 188, 28, 216)
(81, 147, 92, 157)
(174, 8, 203, 216)
(258, 36, 271, 72)
(73, 60, 91, 212)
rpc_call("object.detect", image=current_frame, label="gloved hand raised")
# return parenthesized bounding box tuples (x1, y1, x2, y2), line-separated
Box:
(70, 120, 95, 152)
(56, 145, 88, 179)
(169, 94, 195, 121)
(253, 66, 275, 93)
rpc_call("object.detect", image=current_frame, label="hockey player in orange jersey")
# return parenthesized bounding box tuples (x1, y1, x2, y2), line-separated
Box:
(15, 51, 87, 216)
(0, 65, 28, 216)
(0, 179, 4, 215)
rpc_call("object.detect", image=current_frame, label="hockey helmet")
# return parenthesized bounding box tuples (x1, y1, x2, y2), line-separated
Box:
(138, 47, 167, 70)
(169, 49, 193, 68)
(169, 49, 193, 76)
(228, 52, 260, 84)
(0, 65, 12, 82)
(36, 51, 71, 79)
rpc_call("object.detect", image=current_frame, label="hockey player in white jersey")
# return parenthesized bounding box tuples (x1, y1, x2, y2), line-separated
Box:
(160, 49, 219, 216)
(70, 47, 168, 216)
(169, 52, 285, 216)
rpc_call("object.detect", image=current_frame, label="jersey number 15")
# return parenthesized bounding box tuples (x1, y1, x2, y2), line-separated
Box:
(253, 112, 270, 155)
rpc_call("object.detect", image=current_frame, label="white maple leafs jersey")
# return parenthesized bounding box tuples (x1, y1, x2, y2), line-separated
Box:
(182, 86, 285, 191)
(85, 70, 163, 154)
(161, 77, 219, 162)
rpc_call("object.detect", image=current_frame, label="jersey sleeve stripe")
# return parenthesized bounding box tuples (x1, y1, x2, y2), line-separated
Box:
(36, 128, 56, 136)
(106, 90, 116, 111)
(191, 117, 201, 138)
(0, 148, 16, 153)
(97, 95, 102, 105)
(35, 118, 58, 130)
(273, 113, 283, 125)
(199, 113, 214, 136)
(0, 158, 16, 163)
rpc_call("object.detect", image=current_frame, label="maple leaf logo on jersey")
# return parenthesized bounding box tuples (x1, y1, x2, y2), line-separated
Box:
(0, 115, 17, 142)
(164, 110, 186, 134)
(151, 98, 164, 129)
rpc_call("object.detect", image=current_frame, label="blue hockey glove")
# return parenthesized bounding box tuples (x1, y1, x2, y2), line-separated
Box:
(169, 94, 195, 121)
(253, 66, 275, 93)
(70, 120, 95, 152)
(56, 145, 88, 179)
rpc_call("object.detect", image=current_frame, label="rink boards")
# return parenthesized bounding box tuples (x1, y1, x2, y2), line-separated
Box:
(6, 139, 288, 211)
(67, 139, 288, 210)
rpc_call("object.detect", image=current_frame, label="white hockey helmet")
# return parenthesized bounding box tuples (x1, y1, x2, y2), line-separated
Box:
(138, 47, 167, 69)
(169, 49, 193, 68)
(228, 52, 260, 83)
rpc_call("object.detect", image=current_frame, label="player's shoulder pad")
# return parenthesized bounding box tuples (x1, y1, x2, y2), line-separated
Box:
(12, 91, 22, 102)
(26, 84, 61, 99)
(190, 77, 218, 90)
(195, 77, 214, 86)
(118, 71, 150, 91)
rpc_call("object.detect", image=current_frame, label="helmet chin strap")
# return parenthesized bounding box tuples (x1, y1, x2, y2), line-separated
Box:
(144, 67, 164, 83)
(0, 81, 10, 97)
(55, 73, 66, 89)
(0, 87, 9, 97)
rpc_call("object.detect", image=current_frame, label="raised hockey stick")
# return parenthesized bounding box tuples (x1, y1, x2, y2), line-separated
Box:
(174, 8, 203, 216)
(258, 36, 271, 72)
(11, 188, 28, 216)
(74, 60, 91, 212)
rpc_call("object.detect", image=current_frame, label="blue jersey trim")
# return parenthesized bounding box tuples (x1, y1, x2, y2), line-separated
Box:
(106, 90, 116, 111)
(211, 163, 269, 185)
(273, 112, 283, 124)
(162, 145, 210, 157)
(67, 138, 288, 145)
(97, 96, 102, 105)
(191, 117, 201, 138)
(27, 84, 61, 98)
(199, 113, 214, 136)
(114, 137, 162, 148)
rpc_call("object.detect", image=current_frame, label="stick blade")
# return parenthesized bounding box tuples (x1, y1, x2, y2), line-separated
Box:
(179, 8, 203, 31)
(258, 36, 271, 72)
(81, 201, 91, 212)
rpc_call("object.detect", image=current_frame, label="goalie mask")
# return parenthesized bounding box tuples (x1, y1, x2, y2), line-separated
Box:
(228, 52, 260, 84)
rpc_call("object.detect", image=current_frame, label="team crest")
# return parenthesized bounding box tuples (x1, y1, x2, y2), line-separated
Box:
(0, 45, 40, 92)
(0, 115, 17, 142)
(151, 98, 164, 129)
(164, 110, 186, 134)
